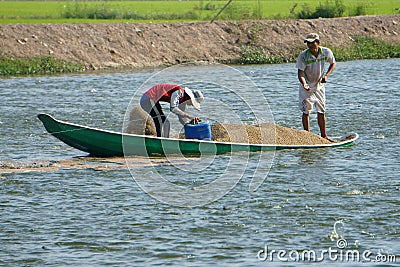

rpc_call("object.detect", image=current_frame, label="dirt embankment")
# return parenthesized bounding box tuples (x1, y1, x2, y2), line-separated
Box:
(0, 15, 399, 70)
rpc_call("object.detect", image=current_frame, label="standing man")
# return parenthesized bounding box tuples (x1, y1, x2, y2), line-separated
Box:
(296, 33, 336, 141)
(140, 84, 203, 137)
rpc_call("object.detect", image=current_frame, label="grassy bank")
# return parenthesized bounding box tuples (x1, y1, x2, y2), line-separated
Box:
(1, 36, 399, 76)
(0, 0, 399, 24)
(232, 36, 400, 64)
(0, 55, 84, 76)
(333, 36, 400, 61)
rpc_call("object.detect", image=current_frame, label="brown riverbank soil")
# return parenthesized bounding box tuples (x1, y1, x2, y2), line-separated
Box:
(1, 15, 399, 70)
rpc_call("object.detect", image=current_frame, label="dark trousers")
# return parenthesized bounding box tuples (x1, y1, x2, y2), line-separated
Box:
(140, 95, 170, 137)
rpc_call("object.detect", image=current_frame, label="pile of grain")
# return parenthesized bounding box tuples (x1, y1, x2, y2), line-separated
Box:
(210, 123, 275, 144)
(125, 107, 332, 145)
(274, 124, 332, 145)
(210, 123, 332, 145)
(125, 107, 156, 136)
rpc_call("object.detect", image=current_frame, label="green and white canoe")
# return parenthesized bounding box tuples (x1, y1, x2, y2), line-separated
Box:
(38, 114, 359, 157)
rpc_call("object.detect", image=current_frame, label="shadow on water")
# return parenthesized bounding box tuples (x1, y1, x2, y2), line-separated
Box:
(294, 148, 329, 165)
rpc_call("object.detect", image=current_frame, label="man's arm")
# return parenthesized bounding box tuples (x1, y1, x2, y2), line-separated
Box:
(170, 91, 195, 124)
(321, 62, 336, 83)
(298, 69, 310, 91)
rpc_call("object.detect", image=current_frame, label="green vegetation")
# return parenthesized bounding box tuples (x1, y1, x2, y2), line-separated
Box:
(296, 0, 346, 19)
(333, 36, 400, 61)
(236, 36, 400, 65)
(0, 0, 399, 23)
(0, 55, 84, 76)
(237, 47, 296, 64)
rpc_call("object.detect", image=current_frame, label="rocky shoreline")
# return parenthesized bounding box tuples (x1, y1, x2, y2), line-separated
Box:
(0, 15, 399, 70)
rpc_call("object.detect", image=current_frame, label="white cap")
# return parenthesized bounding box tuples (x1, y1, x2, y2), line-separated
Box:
(184, 87, 204, 110)
(304, 33, 320, 43)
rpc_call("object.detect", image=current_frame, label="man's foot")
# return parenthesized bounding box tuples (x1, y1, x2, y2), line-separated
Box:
(323, 136, 335, 142)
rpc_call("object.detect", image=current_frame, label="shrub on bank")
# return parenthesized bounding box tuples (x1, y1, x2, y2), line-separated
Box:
(0, 55, 84, 76)
(237, 47, 295, 64)
(333, 36, 400, 61)
(296, 0, 346, 19)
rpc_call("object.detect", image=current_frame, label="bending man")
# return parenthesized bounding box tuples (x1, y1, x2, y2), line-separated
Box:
(140, 84, 204, 137)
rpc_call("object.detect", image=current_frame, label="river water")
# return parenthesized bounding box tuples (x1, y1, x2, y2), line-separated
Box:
(1, 59, 399, 265)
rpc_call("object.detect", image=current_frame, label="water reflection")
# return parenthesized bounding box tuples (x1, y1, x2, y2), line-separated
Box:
(295, 148, 329, 165)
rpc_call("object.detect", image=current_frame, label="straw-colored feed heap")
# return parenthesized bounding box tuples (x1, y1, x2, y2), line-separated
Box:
(126, 107, 332, 145)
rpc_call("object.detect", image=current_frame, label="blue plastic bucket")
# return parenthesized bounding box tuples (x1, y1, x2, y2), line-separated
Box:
(184, 122, 212, 140)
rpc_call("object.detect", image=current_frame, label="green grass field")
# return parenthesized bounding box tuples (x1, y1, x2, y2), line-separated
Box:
(0, 0, 399, 24)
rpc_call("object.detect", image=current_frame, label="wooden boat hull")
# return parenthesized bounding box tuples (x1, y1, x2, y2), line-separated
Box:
(38, 114, 359, 157)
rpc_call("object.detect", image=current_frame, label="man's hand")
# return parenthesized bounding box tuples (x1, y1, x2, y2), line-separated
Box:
(190, 117, 201, 124)
(303, 84, 310, 91)
(321, 75, 328, 83)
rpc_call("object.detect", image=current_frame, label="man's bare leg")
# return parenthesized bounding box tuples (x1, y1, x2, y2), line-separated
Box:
(302, 113, 310, 131)
(318, 112, 333, 142)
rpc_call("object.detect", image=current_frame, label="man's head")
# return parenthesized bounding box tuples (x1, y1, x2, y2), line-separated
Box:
(184, 87, 204, 111)
(304, 33, 320, 51)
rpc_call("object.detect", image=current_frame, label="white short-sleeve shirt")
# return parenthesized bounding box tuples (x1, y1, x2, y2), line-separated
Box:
(296, 46, 335, 92)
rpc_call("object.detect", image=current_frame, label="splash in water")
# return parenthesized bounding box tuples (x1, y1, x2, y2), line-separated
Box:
(329, 220, 345, 241)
